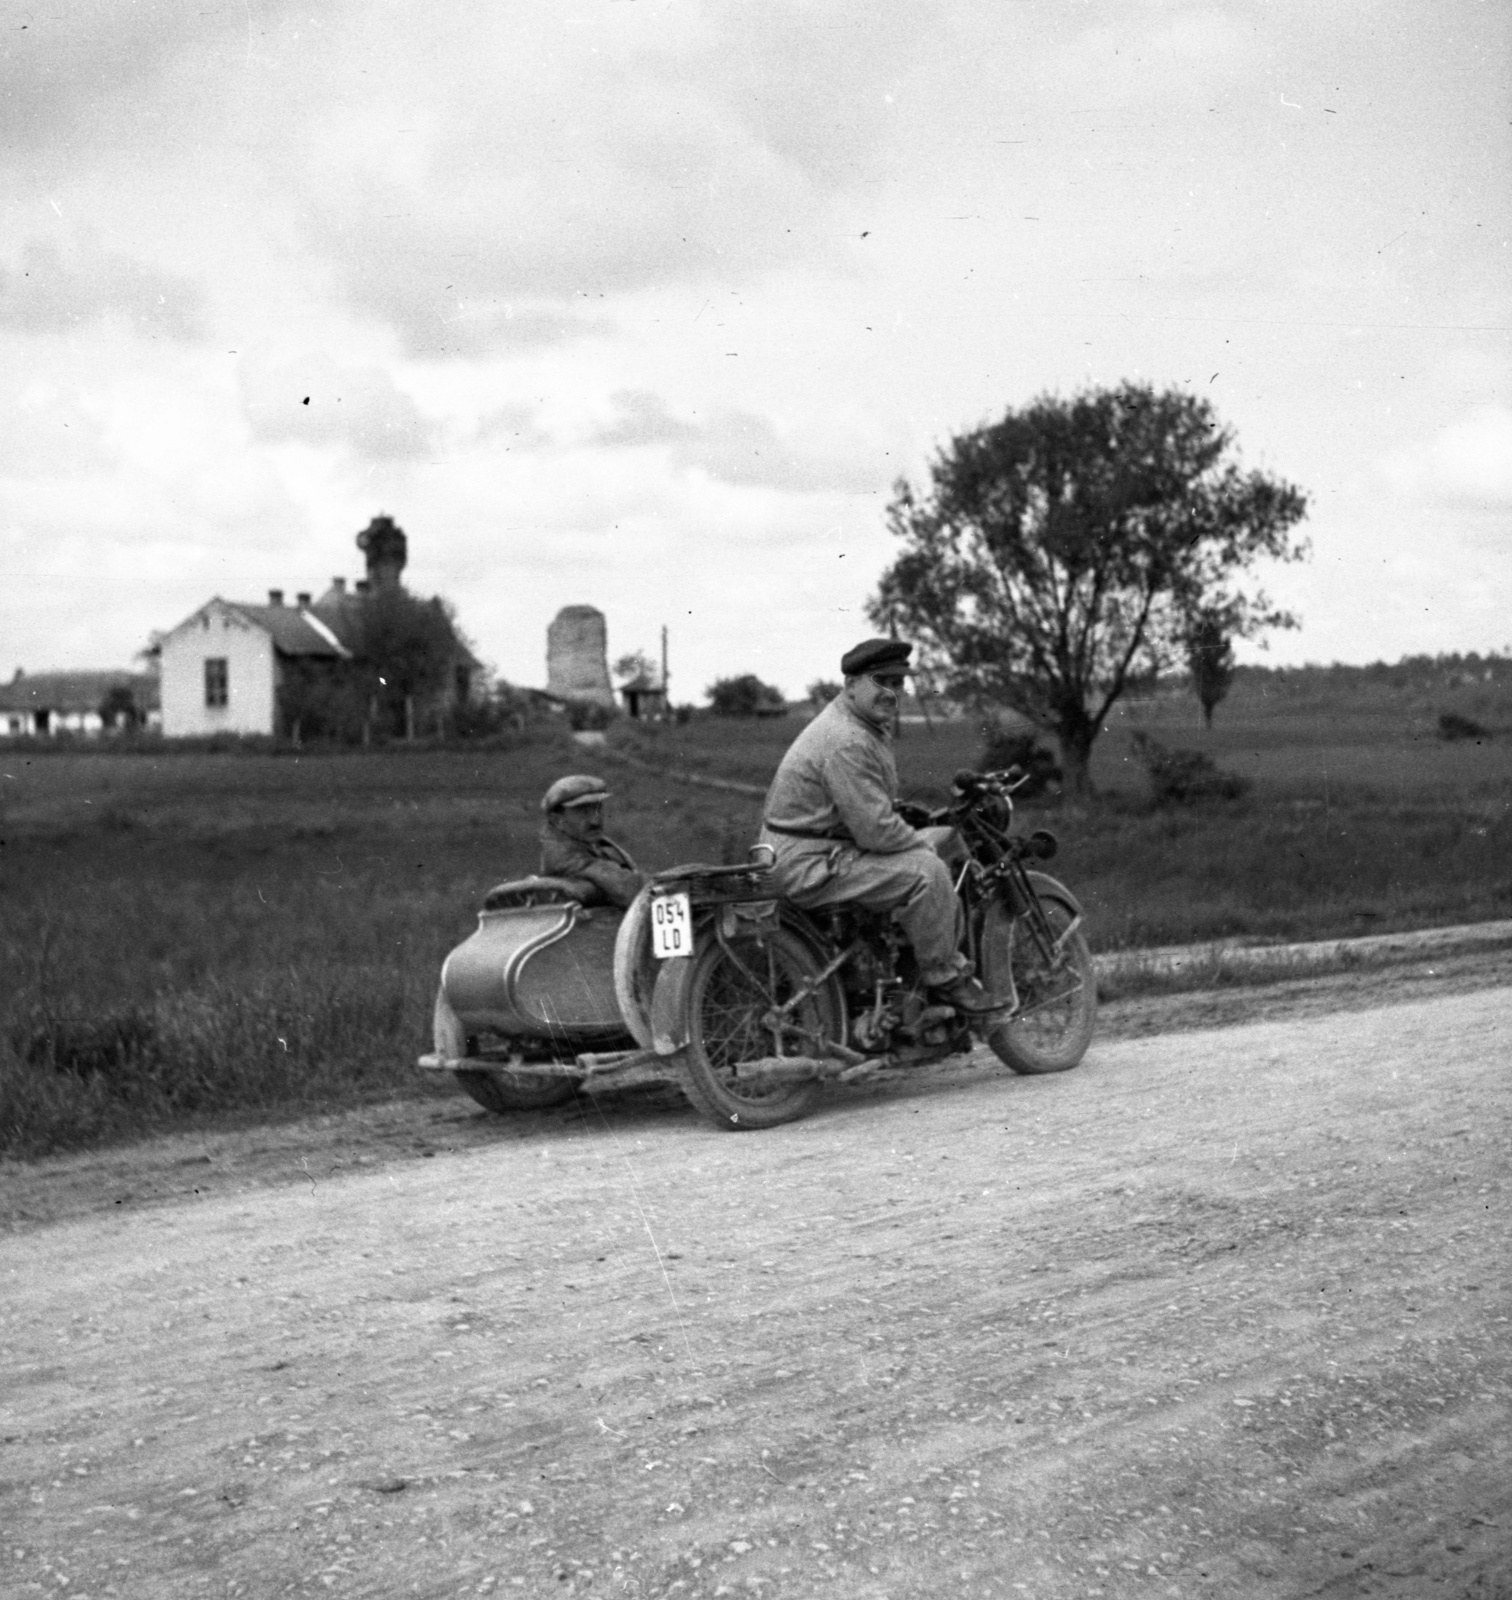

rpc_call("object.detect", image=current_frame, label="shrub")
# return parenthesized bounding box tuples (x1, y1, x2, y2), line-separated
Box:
(707, 674, 787, 717)
(564, 697, 615, 732)
(1438, 711, 1491, 742)
(1131, 732, 1249, 805)
(976, 727, 1063, 800)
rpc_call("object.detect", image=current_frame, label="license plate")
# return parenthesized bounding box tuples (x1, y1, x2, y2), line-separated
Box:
(650, 892, 693, 959)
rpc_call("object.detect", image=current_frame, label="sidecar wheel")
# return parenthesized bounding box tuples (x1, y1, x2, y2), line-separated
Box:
(455, 1069, 575, 1113)
(433, 985, 575, 1113)
(978, 887, 1097, 1075)
(681, 927, 839, 1131)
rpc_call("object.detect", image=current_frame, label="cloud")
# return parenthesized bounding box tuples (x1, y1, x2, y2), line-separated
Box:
(1379, 408, 1512, 509)
(238, 352, 435, 461)
(0, 238, 205, 341)
(590, 390, 888, 495)
(0, 0, 300, 155)
(375, 300, 615, 364)
(0, 386, 110, 476)
(277, 2, 931, 350)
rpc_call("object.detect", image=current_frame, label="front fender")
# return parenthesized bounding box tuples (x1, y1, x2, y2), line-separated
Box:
(649, 954, 696, 1056)
(1026, 869, 1084, 919)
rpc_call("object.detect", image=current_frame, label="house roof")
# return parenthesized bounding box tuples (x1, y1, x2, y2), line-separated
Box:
(230, 602, 350, 658)
(157, 599, 350, 659)
(0, 670, 159, 714)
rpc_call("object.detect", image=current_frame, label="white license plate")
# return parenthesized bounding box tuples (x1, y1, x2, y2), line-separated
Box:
(650, 892, 693, 959)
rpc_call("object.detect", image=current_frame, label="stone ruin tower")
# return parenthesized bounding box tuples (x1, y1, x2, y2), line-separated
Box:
(546, 605, 615, 708)
(356, 514, 407, 592)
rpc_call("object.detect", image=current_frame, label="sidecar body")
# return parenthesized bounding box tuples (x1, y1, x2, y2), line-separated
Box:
(417, 864, 774, 1111)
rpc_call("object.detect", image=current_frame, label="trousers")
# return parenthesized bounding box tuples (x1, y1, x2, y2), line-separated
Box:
(758, 825, 968, 987)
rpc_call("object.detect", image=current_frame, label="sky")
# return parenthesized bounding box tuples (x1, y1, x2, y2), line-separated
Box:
(3, 0, 1509, 704)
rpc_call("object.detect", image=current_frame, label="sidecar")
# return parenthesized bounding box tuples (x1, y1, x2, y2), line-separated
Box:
(417, 862, 777, 1113)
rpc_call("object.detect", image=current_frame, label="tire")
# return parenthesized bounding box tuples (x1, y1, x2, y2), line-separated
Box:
(680, 925, 841, 1131)
(433, 985, 575, 1114)
(454, 1068, 575, 1113)
(977, 881, 1097, 1075)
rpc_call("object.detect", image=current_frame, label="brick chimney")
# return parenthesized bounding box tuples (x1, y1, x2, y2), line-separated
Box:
(268, 589, 284, 606)
(332, 577, 347, 595)
(296, 592, 311, 608)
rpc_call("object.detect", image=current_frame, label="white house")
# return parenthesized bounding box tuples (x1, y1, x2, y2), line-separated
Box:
(156, 593, 349, 738)
(0, 669, 159, 737)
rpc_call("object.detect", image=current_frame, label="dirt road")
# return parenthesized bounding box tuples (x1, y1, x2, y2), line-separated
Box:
(3, 980, 1510, 1600)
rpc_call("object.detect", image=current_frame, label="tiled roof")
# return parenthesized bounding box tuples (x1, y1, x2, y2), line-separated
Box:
(0, 671, 159, 714)
(227, 603, 350, 658)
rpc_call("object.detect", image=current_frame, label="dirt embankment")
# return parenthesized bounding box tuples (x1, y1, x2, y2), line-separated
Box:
(2, 957, 1509, 1600)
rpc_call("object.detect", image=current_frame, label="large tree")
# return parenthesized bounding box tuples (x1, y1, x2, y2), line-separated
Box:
(870, 383, 1308, 794)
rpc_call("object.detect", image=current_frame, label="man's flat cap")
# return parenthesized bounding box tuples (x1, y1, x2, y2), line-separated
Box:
(542, 774, 611, 812)
(840, 637, 913, 677)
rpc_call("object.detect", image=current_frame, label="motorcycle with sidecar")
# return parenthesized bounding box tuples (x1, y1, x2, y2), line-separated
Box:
(418, 767, 1097, 1130)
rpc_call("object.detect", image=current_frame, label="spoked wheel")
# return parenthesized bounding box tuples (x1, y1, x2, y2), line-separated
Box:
(977, 881, 1097, 1075)
(433, 985, 575, 1113)
(681, 926, 841, 1130)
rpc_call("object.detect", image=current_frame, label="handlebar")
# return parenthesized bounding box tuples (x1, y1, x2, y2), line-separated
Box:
(951, 766, 1029, 797)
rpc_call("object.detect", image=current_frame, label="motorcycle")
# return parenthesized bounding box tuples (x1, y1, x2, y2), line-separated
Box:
(419, 767, 1097, 1130)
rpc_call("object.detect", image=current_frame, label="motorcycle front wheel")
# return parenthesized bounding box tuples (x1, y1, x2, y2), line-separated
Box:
(977, 879, 1097, 1075)
(681, 926, 840, 1130)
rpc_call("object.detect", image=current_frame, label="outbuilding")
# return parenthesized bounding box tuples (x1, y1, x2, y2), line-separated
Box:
(0, 669, 159, 738)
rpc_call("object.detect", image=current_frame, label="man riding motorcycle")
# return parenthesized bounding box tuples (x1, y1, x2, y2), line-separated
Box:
(757, 637, 999, 1016)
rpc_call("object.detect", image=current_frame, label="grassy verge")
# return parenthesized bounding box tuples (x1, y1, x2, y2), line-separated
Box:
(2, 689, 1510, 1160)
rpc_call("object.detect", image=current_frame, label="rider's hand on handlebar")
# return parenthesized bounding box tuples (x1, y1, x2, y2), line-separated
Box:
(894, 799, 937, 828)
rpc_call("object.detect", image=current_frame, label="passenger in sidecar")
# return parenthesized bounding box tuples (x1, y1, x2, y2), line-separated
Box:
(537, 773, 646, 907)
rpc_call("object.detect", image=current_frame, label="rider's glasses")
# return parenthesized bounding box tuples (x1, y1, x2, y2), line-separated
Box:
(869, 674, 906, 691)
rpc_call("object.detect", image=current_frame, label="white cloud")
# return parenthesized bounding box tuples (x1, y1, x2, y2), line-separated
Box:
(238, 352, 435, 461)
(0, 237, 205, 341)
(1379, 408, 1512, 509)
(0, 386, 110, 476)
(590, 389, 888, 495)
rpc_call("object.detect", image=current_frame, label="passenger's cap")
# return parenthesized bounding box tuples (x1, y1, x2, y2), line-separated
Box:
(542, 773, 610, 812)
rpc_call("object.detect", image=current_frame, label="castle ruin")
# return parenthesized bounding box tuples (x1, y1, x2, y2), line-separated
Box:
(546, 605, 615, 707)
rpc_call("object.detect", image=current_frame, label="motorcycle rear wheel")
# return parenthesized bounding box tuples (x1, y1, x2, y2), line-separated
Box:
(681, 927, 839, 1130)
(977, 883, 1097, 1075)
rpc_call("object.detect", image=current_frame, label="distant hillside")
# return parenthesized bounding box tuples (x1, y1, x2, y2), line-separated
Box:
(1122, 651, 1512, 720)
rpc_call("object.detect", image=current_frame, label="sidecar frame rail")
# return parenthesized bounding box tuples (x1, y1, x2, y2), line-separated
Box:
(417, 1044, 675, 1092)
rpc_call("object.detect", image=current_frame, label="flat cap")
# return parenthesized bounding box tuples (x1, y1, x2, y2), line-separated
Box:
(840, 637, 913, 677)
(541, 773, 611, 812)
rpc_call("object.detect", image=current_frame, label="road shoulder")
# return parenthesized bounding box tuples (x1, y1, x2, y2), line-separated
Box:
(3, 944, 1510, 1238)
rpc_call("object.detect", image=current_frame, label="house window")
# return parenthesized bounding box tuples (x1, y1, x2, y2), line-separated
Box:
(205, 657, 229, 708)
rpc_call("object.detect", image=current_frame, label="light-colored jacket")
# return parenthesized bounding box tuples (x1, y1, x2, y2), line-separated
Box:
(761, 694, 917, 854)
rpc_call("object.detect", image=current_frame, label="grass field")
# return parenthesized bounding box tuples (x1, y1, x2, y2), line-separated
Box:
(2, 667, 1509, 1158)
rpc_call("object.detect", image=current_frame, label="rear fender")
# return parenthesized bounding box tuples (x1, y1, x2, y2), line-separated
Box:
(650, 955, 696, 1055)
